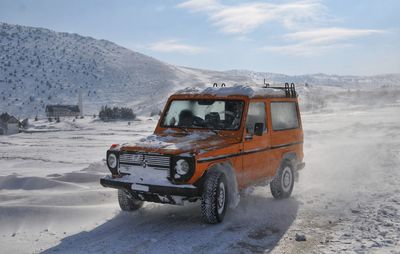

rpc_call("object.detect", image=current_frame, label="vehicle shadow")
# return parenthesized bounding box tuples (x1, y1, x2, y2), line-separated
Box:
(42, 190, 298, 254)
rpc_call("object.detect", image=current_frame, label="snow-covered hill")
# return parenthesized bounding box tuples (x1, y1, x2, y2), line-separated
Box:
(0, 22, 179, 117)
(1, 22, 399, 118)
(225, 70, 400, 88)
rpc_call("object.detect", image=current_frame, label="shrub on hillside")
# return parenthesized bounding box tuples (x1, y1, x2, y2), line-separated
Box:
(99, 106, 136, 121)
(21, 118, 29, 128)
(150, 109, 162, 117)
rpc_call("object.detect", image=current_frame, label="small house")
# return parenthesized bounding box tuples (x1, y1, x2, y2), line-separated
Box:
(45, 105, 81, 118)
(45, 92, 83, 118)
(0, 113, 20, 135)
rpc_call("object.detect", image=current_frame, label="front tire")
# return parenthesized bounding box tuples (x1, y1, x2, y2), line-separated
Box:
(201, 171, 228, 224)
(118, 189, 144, 211)
(270, 162, 294, 199)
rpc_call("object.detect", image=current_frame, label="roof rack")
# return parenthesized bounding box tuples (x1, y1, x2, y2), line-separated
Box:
(213, 82, 226, 87)
(263, 79, 297, 98)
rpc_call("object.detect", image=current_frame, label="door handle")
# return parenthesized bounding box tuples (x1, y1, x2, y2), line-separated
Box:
(245, 135, 253, 140)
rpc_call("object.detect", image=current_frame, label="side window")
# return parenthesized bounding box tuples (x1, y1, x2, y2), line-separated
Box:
(271, 102, 299, 131)
(246, 102, 266, 134)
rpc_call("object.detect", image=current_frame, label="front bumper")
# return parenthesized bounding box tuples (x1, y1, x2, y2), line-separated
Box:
(100, 176, 200, 205)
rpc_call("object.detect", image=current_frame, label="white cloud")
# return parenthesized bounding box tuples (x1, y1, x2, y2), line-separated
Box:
(178, 0, 325, 34)
(261, 27, 385, 55)
(285, 27, 384, 44)
(177, 0, 221, 12)
(261, 42, 352, 56)
(177, 1, 387, 56)
(147, 39, 207, 54)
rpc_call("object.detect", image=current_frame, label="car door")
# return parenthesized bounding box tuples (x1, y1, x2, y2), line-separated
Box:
(242, 101, 271, 185)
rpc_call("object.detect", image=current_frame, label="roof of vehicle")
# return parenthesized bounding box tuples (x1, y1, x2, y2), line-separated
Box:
(173, 85, 297, 99)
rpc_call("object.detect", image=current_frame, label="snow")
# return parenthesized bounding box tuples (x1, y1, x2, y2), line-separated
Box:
(0, 22, 178, 117)
(130, 130, 215, 151)
(1, 99, 399, 253)
(226, 69, 400, 89)
(175, 85, 286, 98)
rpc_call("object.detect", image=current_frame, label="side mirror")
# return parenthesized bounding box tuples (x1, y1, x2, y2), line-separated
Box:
(254, 123, 264, 136)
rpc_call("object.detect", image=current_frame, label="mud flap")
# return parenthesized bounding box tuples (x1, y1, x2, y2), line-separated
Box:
(294, 162, 305, 182)
(294, 170, 299, 182)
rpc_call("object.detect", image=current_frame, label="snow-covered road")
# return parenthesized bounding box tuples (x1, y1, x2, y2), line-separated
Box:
(0, 105, 399, 253)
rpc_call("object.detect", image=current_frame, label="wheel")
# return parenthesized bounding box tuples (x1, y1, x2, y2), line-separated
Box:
(270, 161, 294, 199)
(201, 171, 228, 224)
(118, 189, 144, 211)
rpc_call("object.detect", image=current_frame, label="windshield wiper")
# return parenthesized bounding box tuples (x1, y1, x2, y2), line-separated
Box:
(210, 129, 222, 136)
(177, 126, 189, 134)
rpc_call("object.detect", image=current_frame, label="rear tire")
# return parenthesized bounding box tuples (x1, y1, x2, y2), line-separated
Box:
(270, 162, 294, 199)
(201, 171, 228, 224)
(118, 189, 144, 211)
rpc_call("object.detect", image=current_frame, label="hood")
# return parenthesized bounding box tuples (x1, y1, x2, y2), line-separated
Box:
(121, 129, 241, 155)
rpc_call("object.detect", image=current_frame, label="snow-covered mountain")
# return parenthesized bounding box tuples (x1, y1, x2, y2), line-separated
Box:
(225, 70, 400, 88)
(1, 22, 399, 117)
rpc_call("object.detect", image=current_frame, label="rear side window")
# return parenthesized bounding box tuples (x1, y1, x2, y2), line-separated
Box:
(271, 102, 299, 131)
(246, 102, 266, 134)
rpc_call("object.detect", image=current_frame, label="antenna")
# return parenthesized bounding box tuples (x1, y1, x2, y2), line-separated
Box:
(78, 91, 83, 116)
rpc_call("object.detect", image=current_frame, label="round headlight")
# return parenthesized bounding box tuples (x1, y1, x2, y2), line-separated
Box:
(107, 153, 117, 169)
(175, 159, 189, 175)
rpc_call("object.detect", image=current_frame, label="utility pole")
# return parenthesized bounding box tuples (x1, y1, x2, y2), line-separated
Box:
(78, 91, 83, 117)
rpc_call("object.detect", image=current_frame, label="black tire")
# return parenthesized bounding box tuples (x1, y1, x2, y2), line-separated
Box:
(270, 161, 294, 199)
(201, 171, 228, 224)
(118, 189, 144, 211)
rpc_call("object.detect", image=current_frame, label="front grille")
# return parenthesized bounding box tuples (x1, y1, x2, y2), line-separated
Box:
(119, 153, 170, 168)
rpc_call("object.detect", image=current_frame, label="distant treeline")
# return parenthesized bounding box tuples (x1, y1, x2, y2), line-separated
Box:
(99, 105, 136, 121)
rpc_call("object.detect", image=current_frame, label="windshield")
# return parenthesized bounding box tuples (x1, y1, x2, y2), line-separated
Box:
(161, 99, 244, 130)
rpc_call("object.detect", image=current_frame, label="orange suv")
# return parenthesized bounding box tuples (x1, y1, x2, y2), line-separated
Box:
(101, 83, 305, 224)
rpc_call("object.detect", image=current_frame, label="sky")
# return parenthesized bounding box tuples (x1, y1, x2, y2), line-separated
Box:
(0, 0, 399, 75)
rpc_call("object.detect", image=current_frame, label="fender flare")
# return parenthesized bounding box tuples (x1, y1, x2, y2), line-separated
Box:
(281, 151, 298, 168)
(280, 151, 300, 182)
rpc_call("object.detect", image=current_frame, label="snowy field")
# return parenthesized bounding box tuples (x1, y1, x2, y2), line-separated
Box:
(0, 103, 399, 253)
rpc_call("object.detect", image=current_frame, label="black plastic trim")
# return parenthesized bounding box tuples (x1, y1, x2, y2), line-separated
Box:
(297, 162, 306, 170)
(170, 156, 195, 183)
(106, 150, 119, 175)
(100, 178, 199, 198)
